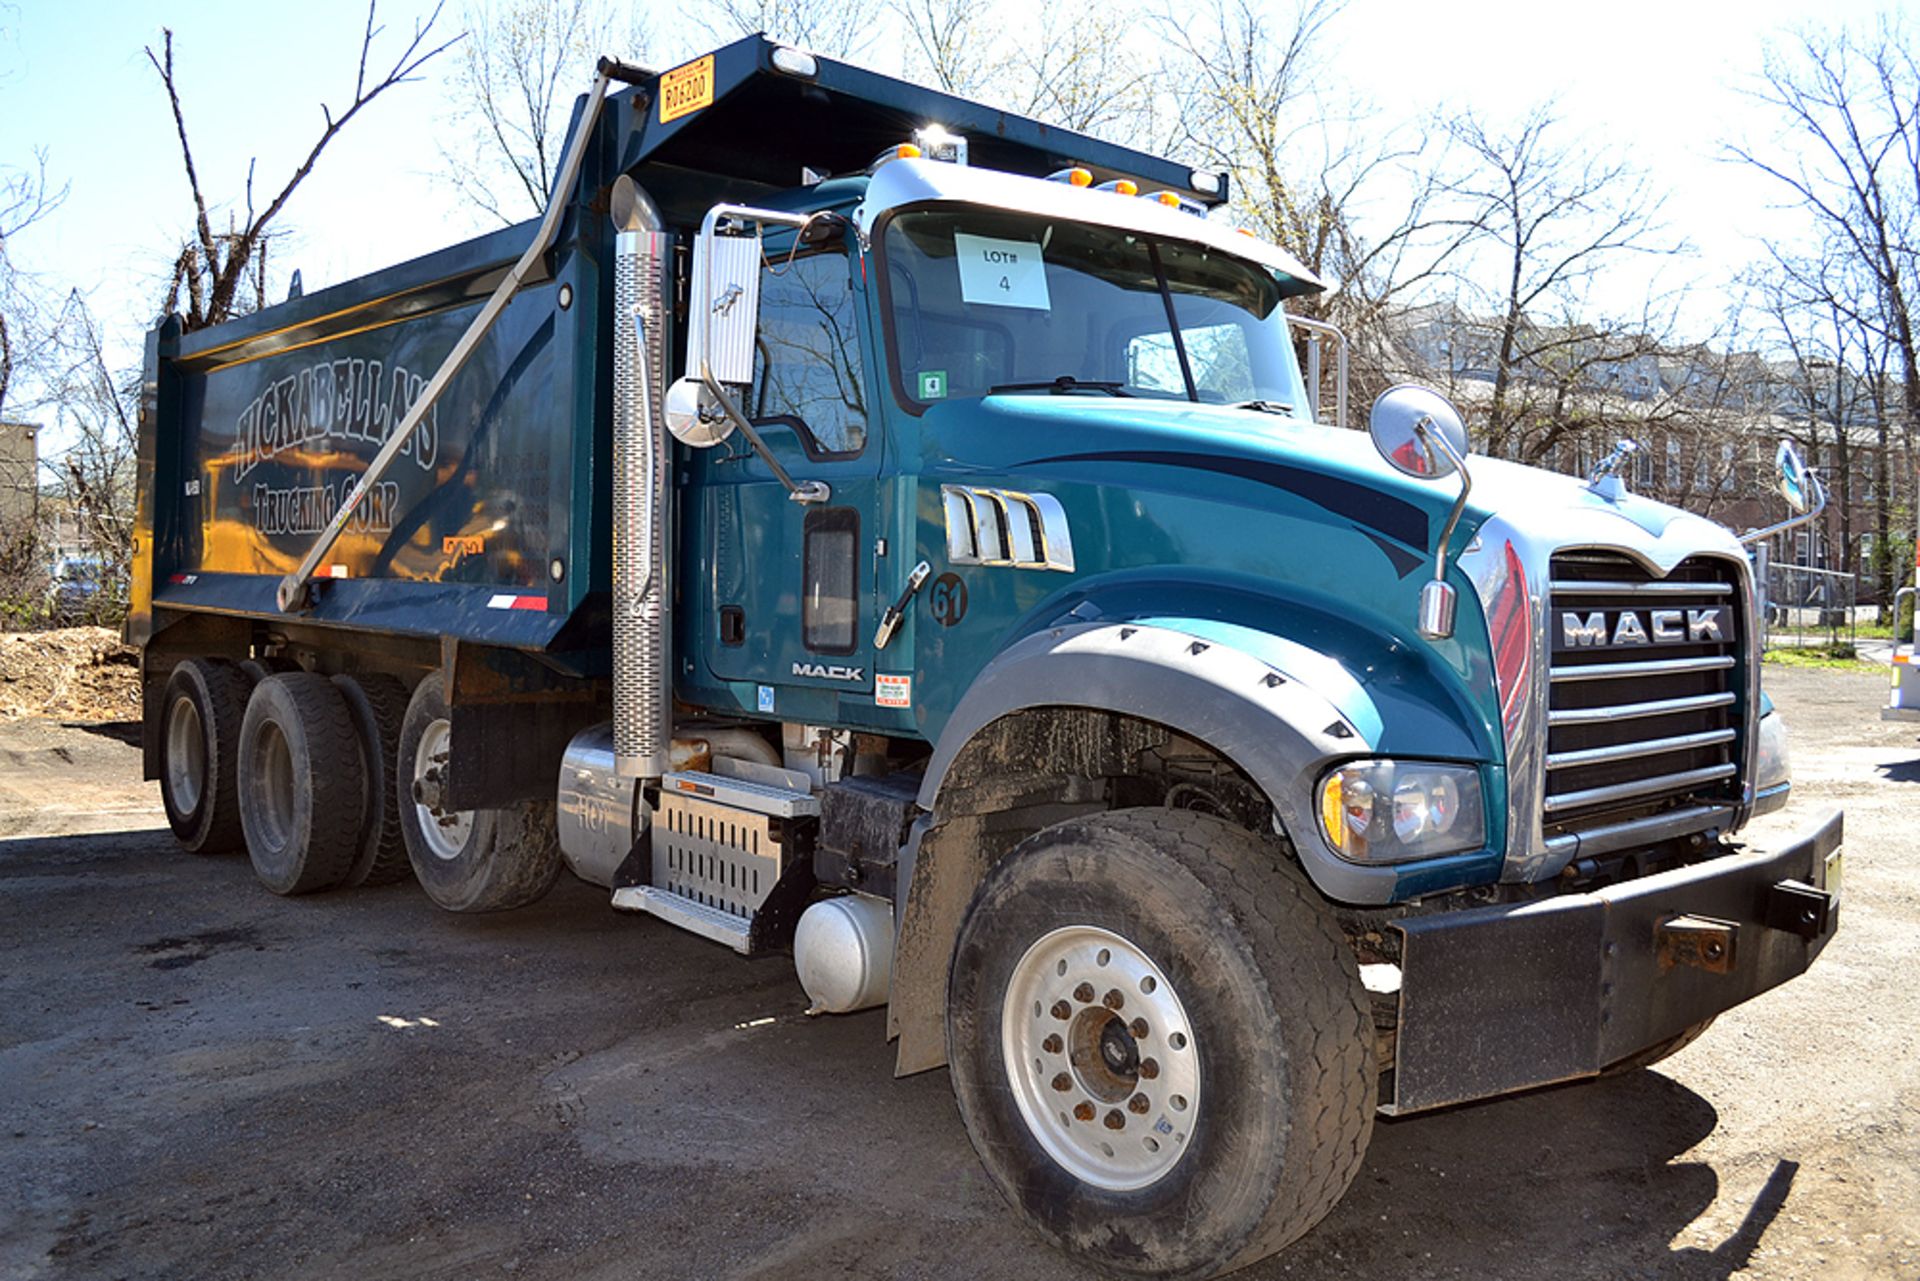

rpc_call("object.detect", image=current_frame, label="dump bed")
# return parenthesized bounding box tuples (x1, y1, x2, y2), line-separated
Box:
(127, 34, 1228, 660)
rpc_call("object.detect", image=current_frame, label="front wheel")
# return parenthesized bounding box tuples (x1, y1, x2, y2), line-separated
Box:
(947, 809, 1374, 1280)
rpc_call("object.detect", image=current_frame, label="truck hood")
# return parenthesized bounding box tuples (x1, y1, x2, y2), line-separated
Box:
(961, 394, 1744, 562)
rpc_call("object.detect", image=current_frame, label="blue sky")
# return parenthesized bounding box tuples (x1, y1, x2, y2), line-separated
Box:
(0, 0, 1893, 457)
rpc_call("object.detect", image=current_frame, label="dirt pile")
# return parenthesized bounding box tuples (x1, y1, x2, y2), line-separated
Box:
(0, 627, 140, 722)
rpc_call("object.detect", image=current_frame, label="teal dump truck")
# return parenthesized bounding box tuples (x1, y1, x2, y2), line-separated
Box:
(130, 36, 1843, 1277)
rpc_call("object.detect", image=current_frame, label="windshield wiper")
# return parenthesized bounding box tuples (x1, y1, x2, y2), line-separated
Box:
(989, 376, 1135, 397)
(1234, 399, 1295, 416)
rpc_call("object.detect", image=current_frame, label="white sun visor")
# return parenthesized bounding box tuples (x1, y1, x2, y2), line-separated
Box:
(855, 158, 1328, 297)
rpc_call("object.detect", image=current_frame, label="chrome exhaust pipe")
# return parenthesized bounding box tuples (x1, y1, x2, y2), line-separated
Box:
(611, 176, 672, 779)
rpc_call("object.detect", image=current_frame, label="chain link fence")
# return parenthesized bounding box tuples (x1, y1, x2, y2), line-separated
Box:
(1759, 560, 1859, 651)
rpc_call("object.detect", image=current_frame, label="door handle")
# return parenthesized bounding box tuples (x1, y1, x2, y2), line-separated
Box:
(874, 560, 932, 650)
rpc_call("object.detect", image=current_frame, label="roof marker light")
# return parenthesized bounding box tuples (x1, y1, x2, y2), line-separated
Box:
(870, 142, 922, 171)
(770, 46, 818, 78)
(1096, 178, 1139, 196)
(1047, 166, 1094, 187)
(1146, 190, 1206, 216)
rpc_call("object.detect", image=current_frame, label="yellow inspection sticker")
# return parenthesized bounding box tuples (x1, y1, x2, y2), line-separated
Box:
(659, 55, 714, 123)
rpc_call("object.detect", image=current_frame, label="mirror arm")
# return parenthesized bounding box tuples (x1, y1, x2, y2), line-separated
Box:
(1738, 471, 1827, 546)
(691, 203, 830, 504)
(1418, 420, 1472, 582)
(696, 359, 830, 504)
(1413, 419, 1472, 641)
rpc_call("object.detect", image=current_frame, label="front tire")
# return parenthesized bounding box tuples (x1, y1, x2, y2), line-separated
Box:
(947, 809, 1374, 1280)
(397, 671, 560, 913)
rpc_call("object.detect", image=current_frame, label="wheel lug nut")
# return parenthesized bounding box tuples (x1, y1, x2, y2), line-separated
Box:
(1130, 1018, 1150, 1040)
(1042, 1033, 1063, 1054)
(1073, 1101, 1095, 1123)
(1128, 1092, 1151, 1114)
(1140, 1057, 1160, 1080)
(1103, 1109, 1126, 1130)
(1072, 982, 1095, 1003)
(1103, 988, 1124, 1010)
(1051, 1000, 1072, 1021)
(1051, 1072, 1072, 1092)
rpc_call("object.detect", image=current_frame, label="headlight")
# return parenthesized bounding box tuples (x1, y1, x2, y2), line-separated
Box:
(1317, 759, 1486, 863)
(1755, 710, 1791, 795)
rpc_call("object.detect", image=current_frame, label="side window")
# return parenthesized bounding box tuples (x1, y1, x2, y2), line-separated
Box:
(748, 251, 867, 458)
(802, 507, 859, 655)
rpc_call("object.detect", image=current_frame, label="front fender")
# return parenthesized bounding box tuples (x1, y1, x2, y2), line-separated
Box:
(917, 617, 1503, 906)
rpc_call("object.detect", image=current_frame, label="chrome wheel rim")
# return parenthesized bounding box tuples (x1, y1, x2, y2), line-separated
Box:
(165, 695, 205, 814)
(1001, 925, 1200, 1191)
(413, 718, 472, 860)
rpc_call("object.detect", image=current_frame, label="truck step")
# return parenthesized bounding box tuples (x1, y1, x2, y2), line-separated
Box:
(661, 769, 820, 818)
(611, 885, 753, 953)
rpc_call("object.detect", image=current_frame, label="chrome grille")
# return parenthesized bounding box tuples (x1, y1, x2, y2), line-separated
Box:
(1543, 553, 1746, 843)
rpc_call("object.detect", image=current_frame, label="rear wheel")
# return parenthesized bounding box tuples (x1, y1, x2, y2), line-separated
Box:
(333, 673, 415, 888)
(158, 658, 251, 853)
(947, 809, 1374, 1280)
(397, 671, 560, 912)
(237, 673, 365, 895)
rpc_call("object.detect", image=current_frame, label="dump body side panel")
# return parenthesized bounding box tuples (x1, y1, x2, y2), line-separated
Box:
(133, 212, 612, 656)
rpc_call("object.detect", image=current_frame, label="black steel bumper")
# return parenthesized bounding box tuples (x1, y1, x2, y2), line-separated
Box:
(1384, 810, 1843, 1114)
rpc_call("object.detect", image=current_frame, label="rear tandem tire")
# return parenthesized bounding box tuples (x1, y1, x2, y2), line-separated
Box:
(946, 809, 1376, 1280)
(396, 671, 560, 913)
(237, 672, 366, 895)
(158, 658, 251, 854)
(332, 672, 415, 888)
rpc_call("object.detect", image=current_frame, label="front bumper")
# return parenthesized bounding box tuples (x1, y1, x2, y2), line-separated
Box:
(1383, 809, 1842, 1114)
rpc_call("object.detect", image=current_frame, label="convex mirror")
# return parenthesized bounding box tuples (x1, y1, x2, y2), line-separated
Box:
(1369, 385, 1469, 479)
(1776, 440, 1822, 515)
(665, 376, 735, 447)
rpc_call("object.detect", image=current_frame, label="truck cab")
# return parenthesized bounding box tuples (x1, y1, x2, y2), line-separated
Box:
(130, 36, 1843, 1279)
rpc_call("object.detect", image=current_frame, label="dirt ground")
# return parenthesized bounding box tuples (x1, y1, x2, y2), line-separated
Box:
(0, 665, 1915, 1280)
(0, 627, 140, 723)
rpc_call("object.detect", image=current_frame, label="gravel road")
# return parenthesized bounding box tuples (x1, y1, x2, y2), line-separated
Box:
(0, 664, 1914, 1280)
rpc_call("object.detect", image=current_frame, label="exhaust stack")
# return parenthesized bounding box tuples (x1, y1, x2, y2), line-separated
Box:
(611, 176, 673, 779)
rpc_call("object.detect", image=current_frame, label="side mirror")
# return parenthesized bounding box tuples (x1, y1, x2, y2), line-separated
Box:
(1739, 439, 1829, 545)
(665, 375, 735, 446)
(1369, 384, 1469, 479)
(685, 223, 763, 390)
(1777, 440, 1821, 514)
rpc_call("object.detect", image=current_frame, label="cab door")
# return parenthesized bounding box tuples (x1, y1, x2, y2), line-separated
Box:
(689, 238, 887, 720)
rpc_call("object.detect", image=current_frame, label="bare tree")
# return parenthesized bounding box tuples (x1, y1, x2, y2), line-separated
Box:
(148, 3, 455, 332)
(1159, 0, 1343, 255)
(1731, 16, 1920, 611)
(892, 0, 992, 96)
(696, 0, 884, 61)
(1731, 17, 1920, 460)
(33, 294, 139, 622)
(440, 0, 644, 225)
(1008, 5, 1153, 139)
(1442, 106, 1680, 460)
(0, 149, 64, 422)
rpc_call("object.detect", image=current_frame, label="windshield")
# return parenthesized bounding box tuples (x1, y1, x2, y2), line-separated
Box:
(880, 208, 1309, 412)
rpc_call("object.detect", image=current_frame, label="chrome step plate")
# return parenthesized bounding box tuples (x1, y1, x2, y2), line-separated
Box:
(611, 885, 753, 953)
